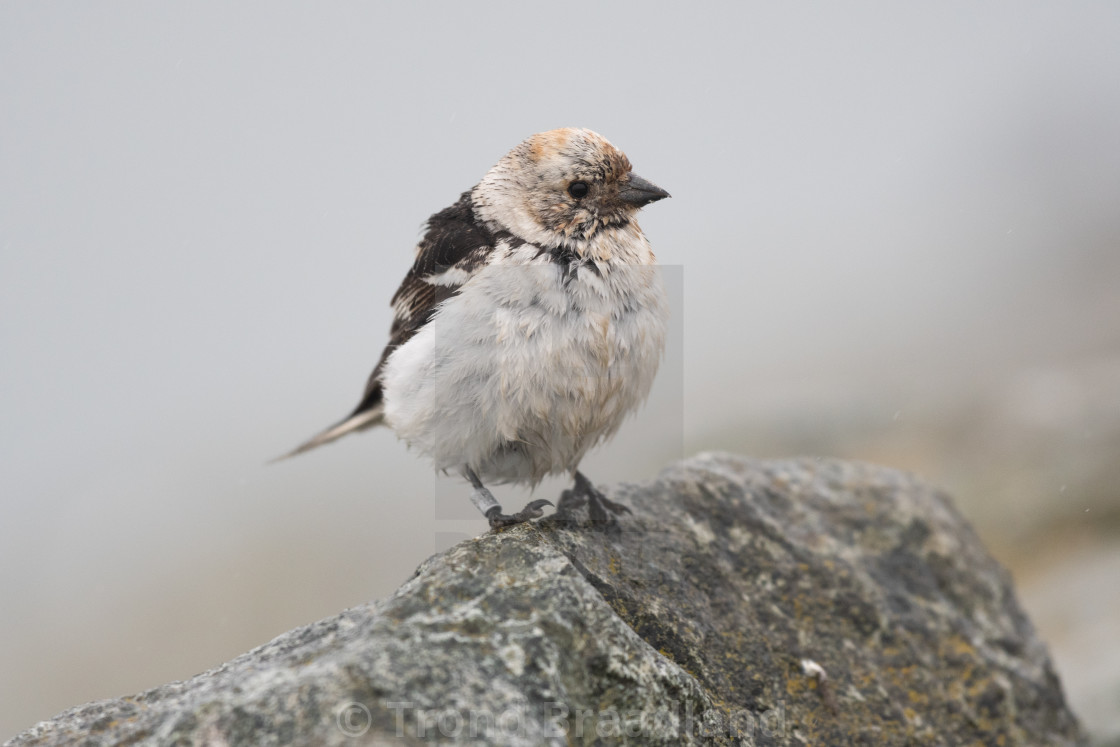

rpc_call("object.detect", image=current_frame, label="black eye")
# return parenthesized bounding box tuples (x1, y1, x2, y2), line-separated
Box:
(568, 181, 589, 199)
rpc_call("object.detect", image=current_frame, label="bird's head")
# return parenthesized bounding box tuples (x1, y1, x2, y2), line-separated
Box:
(472, 128, 669, 250)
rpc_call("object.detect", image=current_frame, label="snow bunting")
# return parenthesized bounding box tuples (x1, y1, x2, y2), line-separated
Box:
(282, 128, 670, 528)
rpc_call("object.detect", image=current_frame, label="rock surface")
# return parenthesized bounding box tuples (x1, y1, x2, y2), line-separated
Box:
(7, 454, 1086, 746)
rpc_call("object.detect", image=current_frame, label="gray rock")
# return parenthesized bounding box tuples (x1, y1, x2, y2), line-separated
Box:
(6, 454, 1086, 746)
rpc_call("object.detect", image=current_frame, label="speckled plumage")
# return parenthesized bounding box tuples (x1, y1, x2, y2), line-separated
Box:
(284, 128, 670, 526)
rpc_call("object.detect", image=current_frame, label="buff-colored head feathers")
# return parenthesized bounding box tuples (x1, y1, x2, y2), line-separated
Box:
(472, 128, 668, 249)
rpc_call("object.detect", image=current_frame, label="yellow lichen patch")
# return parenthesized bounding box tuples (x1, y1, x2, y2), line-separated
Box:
(966, 676, 995, 700)
(908, 688, 930, 706)
(893, 664, 917, 680)
(948, 635, 976, 657)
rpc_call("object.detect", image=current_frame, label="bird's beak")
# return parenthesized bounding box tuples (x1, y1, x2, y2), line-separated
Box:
(619, 172, 671, 207)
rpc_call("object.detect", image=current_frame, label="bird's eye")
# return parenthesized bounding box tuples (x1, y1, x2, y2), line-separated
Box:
(568, 181, 589, 199)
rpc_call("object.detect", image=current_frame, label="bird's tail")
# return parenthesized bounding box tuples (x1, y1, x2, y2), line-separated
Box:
(271, 406, 385, 462)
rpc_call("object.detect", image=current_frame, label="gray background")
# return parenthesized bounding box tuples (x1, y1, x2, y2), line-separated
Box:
(3, 2, 1119, 742)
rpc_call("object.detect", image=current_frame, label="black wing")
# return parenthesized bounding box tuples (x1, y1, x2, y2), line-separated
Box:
(276, 191, 498, 459)
(350, 190, 498, 416)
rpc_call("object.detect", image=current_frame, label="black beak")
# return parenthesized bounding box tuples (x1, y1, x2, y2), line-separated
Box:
(619, 172, 670, 207)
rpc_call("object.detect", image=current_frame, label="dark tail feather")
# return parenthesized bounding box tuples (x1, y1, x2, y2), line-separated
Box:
(271, 405, 385, 462)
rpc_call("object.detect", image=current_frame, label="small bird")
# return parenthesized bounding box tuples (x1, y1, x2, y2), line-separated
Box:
(282, 128, 670, 529)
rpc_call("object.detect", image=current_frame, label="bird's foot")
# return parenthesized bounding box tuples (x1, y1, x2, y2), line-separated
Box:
(486, 499, 553, 530)
(557, 472, 631, 527)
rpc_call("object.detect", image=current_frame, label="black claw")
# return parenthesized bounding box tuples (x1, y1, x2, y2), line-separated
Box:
(598, 495, 632, 515)
(486, 499, 553, 530)
(525, 498, 554, 513)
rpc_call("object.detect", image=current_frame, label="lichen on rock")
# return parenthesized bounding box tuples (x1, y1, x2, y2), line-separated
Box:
(6, 454, 1087, 746)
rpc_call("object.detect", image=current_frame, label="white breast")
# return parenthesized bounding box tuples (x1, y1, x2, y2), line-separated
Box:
(381, 246, 668, 485)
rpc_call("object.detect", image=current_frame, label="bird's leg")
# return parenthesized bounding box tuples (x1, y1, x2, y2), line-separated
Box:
(557, 470, 631, 524)
(464, 467, 552, 530)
